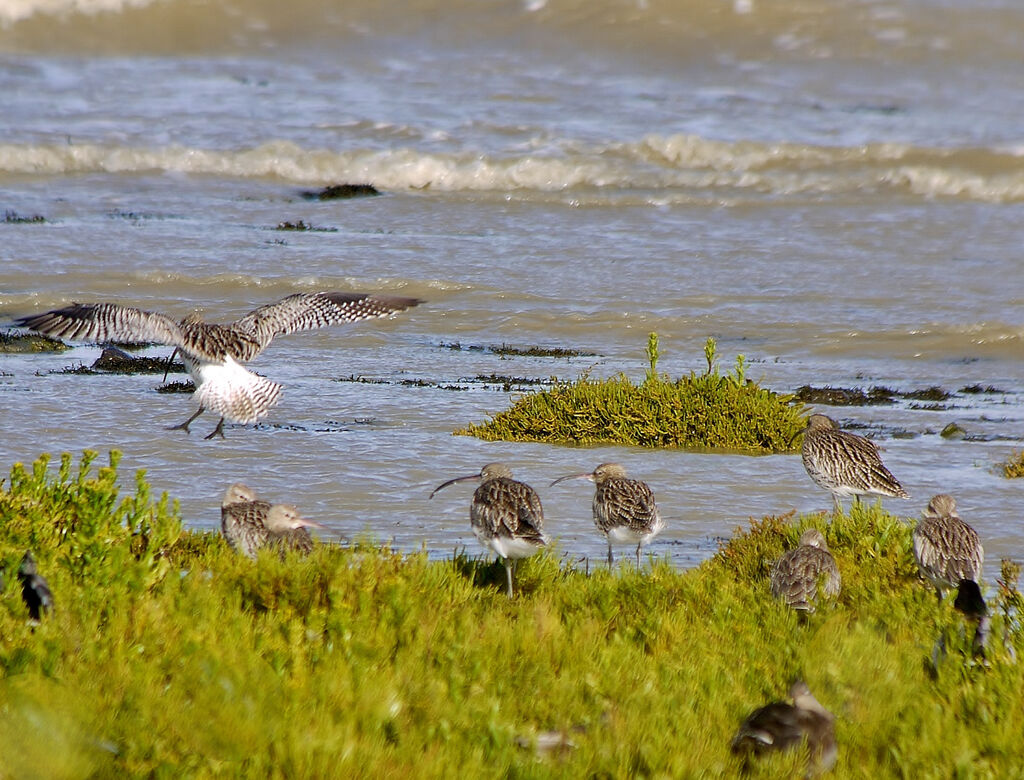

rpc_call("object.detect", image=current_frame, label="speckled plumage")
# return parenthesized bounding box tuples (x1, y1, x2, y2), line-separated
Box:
(17, 551, 54, 621)
(431, 463, 547, 597)
(799, 413, 909, 512)
(16, 292, 421, 438)
(770, 529, 841, 613)
(731, 681, 837, 776)
(913, 494, 983, 598)
(220, 483, 318, 559)
(551, 462, 663, 567)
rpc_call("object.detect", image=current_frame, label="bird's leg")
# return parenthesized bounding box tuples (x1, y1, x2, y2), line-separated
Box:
(167, 406, 204, 434)
(974, 615, 990, 659)
(607, 542, 614, 568)
(161, 347, 179, 383)
(204, 417, 227, 440)
(832, 494, 843, 516)
(505, 558, 515, 598)
(635, 543, 642, 570)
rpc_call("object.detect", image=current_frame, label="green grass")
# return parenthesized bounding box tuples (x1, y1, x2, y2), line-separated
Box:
(1, 452, 1022, 778)
(1002, 450, 1024, 478)
(457, 335, 805, 453)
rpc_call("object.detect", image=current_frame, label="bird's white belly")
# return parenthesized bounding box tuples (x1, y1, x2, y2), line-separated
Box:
(189, 356, 283, 423)
(606, 518, 663, 546)
(606, 526, 645, 545)
(481, 534, 543, 560)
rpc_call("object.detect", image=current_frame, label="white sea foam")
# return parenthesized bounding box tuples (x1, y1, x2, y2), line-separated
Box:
(3, 137, 1022, 203)
(0, 0, 156, 25)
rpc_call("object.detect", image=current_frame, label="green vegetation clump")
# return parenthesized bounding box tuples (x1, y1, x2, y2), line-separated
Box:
(2, 452, 1022, 777)
(1002, 450, 1024, 478)
(0, 331, 70, 353)
(458, 335, 804, 453)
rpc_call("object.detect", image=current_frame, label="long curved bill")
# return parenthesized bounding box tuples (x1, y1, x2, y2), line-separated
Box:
(162, 347, 180, 383)
(787, 426, 807, 448)
(297, 516, 327, 530)
(549, 472, 595, 488)
(429, 472, 482, 499)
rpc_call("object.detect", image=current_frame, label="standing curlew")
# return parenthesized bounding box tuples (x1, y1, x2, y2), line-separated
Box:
(430, 463, 547, 598)
(550, 462, 663, 568)
(913, 493, 983, 600)
(17, 552, 54, 621)
(731, 681, 837, 776)
(220, 482, 322, 559)
(15, 291, 421, 438)
(770, 529, 841, 614)
(796, 413, 909, 513)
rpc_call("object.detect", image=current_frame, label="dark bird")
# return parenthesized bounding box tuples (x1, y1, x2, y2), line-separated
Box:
(770, 529, 841, 614)
(731, 681, 837, 775)
(953, 579, 990, 658)
(913, 493, 983, 600)
(550, 462, 663, 568)
(220, 482, 322, 559)
(430, 463, 547, 598)
(797, 413, 909, 513)
(17, 552, 54, 621)
(15, 292, 421, 438)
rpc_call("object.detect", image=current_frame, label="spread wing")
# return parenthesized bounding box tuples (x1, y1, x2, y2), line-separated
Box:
(16, 303, 184, 347)
(232, 292, 421, 356)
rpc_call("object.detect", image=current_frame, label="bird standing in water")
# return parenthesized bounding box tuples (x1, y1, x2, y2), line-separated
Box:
(796, 413, 909, 513)
(550, 462, 663, 568)
(430, 463, 547, 598)
(16, 291, 421, 439)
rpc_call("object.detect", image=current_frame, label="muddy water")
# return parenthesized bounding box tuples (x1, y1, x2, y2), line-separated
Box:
(1, 0, 1022, 567)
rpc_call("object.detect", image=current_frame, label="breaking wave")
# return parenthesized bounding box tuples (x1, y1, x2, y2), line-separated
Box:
(4, 135, 1024, 203)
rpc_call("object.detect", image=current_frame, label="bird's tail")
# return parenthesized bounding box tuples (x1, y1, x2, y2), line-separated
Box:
(193, 360, 283, 424)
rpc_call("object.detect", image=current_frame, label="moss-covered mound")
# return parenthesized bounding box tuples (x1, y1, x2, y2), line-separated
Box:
(458, 335, 805, 453)
(0, 331, 69, 353)
(1002, 450, 1024, 478)
(1, 451, 1022, 777)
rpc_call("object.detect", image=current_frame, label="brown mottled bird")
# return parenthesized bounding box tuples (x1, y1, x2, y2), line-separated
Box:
(797, 413, 909, 513)
(430, 463, 547, 598)
(913, 493, 983, 600)
(731, 681, 837, 775)
(550, 462, 663, 568)
(16, 292, 421, 438)
(220, 482, 322, 559)
(770, 529, 841, 614)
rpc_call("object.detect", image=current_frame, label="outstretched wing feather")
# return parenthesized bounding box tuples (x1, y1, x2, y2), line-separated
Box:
(233, 292, 421, 355)
(16, 303, 184, 346)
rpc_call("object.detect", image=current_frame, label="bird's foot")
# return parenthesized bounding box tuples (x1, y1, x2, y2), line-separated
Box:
(204, 418, 226, 440)
(168, 407, 204, 434)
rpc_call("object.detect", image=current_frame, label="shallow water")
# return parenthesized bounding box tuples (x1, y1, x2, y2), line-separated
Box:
(1, 0, 1022, 568)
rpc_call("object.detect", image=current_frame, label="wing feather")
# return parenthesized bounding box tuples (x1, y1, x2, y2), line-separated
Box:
(233, 292, 421, 355)
(16, 303, 184, 346)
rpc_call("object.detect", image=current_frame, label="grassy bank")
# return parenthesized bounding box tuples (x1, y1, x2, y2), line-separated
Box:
(457, 336, 806, 453)
(1, 452, 1022, 778)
